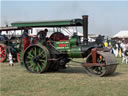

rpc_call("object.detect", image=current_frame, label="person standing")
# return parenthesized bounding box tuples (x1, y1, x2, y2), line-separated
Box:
(8, 47, 13, 66)
(124, 47, 128, 64)
(115, 43, 119, 57)
(104, 41, 108, 47)
(22, 27, 35, 53)
(22, 27, 31, 53)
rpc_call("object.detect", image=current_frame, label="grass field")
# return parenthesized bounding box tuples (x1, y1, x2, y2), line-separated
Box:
(0, 58, 128, 96)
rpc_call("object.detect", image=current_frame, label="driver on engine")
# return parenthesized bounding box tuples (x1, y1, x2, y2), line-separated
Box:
(37, 29, 48, 45)
(22, 27, 35, 53)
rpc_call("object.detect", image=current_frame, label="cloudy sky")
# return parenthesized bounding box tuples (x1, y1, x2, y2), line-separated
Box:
(1, 0, 128, 36)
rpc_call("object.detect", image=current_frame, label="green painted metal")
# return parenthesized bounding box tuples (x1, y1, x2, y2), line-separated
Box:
(70, 38, 77, 47)
(54, 41, 70, 51)
(17, 36, 24, 66)
(68, 46, 82, 58)
(54, 40, 82, 58)
(20, 49, 24, 66)
(11, 19, 82, 27)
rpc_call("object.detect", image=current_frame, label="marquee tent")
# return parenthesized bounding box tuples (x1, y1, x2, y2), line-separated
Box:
(113, 31, 128, 38)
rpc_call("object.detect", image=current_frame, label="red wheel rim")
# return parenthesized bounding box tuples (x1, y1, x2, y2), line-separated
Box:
(0, 44, 6, 63)
(17, 53, 20, 63)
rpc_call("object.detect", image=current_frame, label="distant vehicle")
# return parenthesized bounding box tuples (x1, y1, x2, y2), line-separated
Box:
(0, 27, 23, 63)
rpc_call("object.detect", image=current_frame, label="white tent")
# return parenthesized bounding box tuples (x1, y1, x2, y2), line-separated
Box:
(113, 30, 128, 38)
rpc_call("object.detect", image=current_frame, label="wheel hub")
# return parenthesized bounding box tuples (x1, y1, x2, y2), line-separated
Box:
(33, 55, 40, 63)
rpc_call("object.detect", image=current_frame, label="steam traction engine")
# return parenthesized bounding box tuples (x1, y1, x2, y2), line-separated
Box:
(11, 15, 118, 76)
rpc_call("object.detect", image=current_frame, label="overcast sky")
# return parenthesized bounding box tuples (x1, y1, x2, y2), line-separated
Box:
(1, 0, 128, 36)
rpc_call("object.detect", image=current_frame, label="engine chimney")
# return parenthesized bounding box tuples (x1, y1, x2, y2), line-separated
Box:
(82, 15, 88, 44)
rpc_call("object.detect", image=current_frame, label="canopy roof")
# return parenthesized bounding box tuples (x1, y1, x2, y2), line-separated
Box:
(113, 30, 128, 38)
(0, 27, 22, 31)
(11, 19, 83, 28)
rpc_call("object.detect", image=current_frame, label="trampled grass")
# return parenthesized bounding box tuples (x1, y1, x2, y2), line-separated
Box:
(0, 58, 128, 96)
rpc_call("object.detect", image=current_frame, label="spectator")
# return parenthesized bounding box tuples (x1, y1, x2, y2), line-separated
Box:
(109, 45, 114, 54)
(104, 41, 108, 47)
(113, 43, 119, 57)
(120, 41, 126, 56)
(123, 47, 128, 64)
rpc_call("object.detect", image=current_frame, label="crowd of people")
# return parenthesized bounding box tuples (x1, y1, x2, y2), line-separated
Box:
(104, 40, 128, 64)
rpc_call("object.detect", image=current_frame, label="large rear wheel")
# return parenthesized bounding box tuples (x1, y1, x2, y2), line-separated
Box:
(0, 44, 7, 63)
(85, 52, 117, 77)
(23, 45, 50, 73)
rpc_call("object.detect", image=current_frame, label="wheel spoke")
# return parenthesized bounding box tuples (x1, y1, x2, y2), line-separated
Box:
(39, 59, 45, 62)
(37, 62, 42, 72)
(42, 60, 46, 65)
(34, 47, 37, 55)
(33, 64, 38, 72)
(39, 51, 44, 56)
(34, 64, 38, 72)
(1, 53, 5, 57)
(38, 49, 41, 55)
(28, 62, 33, 67)
(36, 63, 42, 72)
(36, 65, 39, 72)
(29, 63, 34, 68)
(28, 51, 34, 57)
(41, 55, 45, 59)
(0, 46, 2, 52)
(29, 61, 36, 71)
(97, 71, 102, 74)
(27, 58, 34, 65)
(1, 50, 5, 54)
(27, 55, 33, 59)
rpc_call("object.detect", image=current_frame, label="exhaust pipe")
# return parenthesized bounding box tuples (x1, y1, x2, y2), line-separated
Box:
(82, 15, 88, 44)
